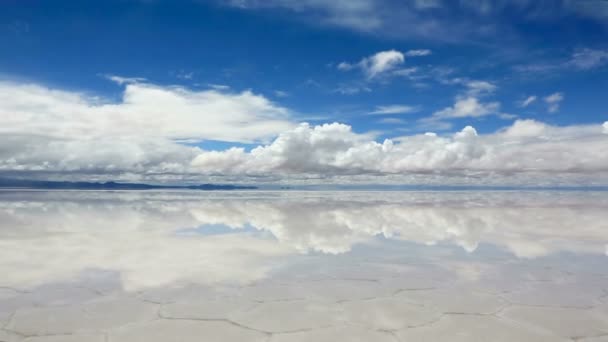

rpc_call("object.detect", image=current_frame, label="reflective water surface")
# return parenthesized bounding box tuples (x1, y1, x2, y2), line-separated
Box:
(1, 190, 608, 341)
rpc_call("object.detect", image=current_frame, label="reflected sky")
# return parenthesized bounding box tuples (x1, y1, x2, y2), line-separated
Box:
(2, 191, 608, 341)
(0, 190, 606, 291)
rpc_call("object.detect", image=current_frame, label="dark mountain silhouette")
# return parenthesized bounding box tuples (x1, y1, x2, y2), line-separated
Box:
(0, 178, 257, 190)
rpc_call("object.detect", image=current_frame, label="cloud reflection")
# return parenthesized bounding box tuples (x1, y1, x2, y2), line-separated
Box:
(0, 191, 606, 290)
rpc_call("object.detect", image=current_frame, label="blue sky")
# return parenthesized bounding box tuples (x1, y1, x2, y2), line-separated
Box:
(1, 0, 607, 185)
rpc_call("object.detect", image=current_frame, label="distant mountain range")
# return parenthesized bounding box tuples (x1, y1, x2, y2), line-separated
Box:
(0, 178, 257, 190)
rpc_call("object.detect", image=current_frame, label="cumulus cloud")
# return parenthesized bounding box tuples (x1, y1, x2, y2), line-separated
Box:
(0, 80, 607, 185)
(544, 92, 564, 113)
(338, 50, 405, 79)
(194, 120, 608, 185)
(0, 80, 292, 143)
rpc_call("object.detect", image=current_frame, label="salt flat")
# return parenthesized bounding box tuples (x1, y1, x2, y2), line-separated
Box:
(0, 190, 607, 341)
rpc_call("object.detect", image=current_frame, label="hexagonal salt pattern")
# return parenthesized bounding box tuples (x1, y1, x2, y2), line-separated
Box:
(395, 315, 568, 341)
(268, 326, 398, 342)
(22, 334, 105, 342)
(6, 296, 158, 337)
(499, 306, 608, 340)
(109, 320, 268, 342)
(227, 300, 344, 333)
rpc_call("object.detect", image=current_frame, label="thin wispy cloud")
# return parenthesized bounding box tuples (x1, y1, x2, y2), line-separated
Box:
(520, 95, 537, 108)
(516, 49, 608, 75)
(568, 48, 608, 70)
(208, 84, 231, 91)
(378, 117, 407, 124)
(274, 90, 289, 98)
(175, 71, 194, 80)
(465, 80, 497, 96)
(103, 74, 147, 85)
(368, 105, 420, 115)
(405, 49, 432, 57)
(333, 83, 372, 95)
(223, 0, 608, 42)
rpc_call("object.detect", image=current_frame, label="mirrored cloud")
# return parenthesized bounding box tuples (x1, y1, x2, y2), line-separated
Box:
(0, 191, 606, 290)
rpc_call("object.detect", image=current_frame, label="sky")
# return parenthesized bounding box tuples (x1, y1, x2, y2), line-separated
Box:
(1, 0, 607, 186)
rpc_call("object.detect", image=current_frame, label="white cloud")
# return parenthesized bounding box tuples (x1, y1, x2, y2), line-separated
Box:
(364, 50, 405, 77)
(226, 0, 382, 32)
(223, 0, 608, 43)
(207, 84, 231, 90)
(432, 97, 500, 119)
(415, 118, 454, 131)
(520, 95, 537, 108)
(274, 90, 289, 98)
(0, 80, 292, 143)
(104, 74, 147, 85)
(414, 80, 499, 131)
(0, 80, 607, 185)
(413, 0, 442, 9)
(368, 105, 420, 115)
(517, 49, 608, 75)
(441, 78, 497, 96)
(188, 120, 608, 184)
(405, 49, 432, 57)
(603, 122, 608, 134)
(378, 117, 407, 124)
(338, 50, 405, 79)
(544, 92, 564, 113)
(500, 119, 547, 137)
(337, 62, 354, 71)
(334, 83, 372, 95)
(175, 71, 194, 80)
(465, 80, 497, 96)
(498, 113, 518, 120)
(392, 67, 419, 77)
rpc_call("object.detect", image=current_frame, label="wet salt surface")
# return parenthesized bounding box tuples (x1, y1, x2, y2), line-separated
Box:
(0, 190, 607, 341)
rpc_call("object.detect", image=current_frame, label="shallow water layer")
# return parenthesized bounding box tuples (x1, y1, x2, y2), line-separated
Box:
(0, 190, 607, 341)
